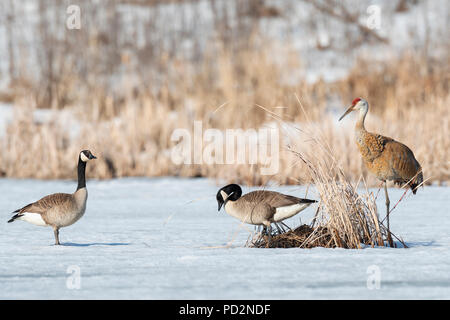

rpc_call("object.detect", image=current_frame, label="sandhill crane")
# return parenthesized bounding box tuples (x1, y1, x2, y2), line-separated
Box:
(339, 98, 423, 245)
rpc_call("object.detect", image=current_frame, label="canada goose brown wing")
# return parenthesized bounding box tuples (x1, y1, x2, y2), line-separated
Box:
(16, 193, 73, 214)
(243, 191, 313, 208)
(233, 193, 275, 222)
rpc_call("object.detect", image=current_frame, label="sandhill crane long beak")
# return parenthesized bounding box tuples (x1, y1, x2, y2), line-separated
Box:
(338, 105, 355, 121)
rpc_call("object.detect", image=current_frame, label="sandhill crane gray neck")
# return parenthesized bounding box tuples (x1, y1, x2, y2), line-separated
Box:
(339, 98, 423, 246)
(216, 184, 317, 244)
(8, 150, 97, 245)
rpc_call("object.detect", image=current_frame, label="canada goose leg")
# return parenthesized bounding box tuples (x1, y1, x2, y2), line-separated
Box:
(384, 182, 393, 247)
(274, 222, 283, 234)
(281, 221, 291, 231)
(256, 225, 264, 241)
(53, 227, 60, 246)
(277, 222, 288, 233)
(263, 222, 272, 247)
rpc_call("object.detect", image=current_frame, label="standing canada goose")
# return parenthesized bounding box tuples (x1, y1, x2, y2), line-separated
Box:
(8, 150, 97, 245)
(216, 184, 317, 241)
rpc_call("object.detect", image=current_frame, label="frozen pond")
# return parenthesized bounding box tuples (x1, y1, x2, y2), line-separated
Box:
(0, 178, 449, 299)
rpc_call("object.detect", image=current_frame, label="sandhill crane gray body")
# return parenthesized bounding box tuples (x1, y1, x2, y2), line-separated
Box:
(339, 98, 423, 245)
(216, 184, 317, 242)
(8, 150, 96, 245)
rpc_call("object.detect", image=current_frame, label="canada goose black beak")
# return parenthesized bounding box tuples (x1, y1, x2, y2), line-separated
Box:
(339, 105, 355, 121)
(218, 201, 223, 212)
(89, 154, 97, 160)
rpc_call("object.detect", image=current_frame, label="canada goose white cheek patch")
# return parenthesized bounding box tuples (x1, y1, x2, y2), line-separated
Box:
(220, 190, 228, 200)
(19, 213, 47, 226)
(80, 153, 90, 162)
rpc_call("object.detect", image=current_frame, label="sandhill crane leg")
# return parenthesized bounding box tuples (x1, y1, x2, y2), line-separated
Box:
(53, 227, 60, 245)
(384, 182, 394, 247)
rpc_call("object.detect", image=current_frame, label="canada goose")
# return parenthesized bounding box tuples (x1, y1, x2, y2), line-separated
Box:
(8, 150, 96, 245)
(216, 184, 317, 240)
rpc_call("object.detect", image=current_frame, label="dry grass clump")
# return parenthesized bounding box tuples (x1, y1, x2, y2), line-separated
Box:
(252, 225, 334, 249)
(250, 179, 404, 249)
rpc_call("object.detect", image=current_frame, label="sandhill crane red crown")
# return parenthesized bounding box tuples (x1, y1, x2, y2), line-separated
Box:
(339, 98, 423, 245)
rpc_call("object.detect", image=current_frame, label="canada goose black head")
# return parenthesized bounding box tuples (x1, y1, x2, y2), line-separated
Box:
(216, 184, 242, 211)
(79, 150, 97, 162)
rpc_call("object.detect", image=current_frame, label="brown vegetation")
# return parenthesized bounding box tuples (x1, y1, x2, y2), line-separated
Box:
(1, 49, 448, 186)
(0, 0, 448, 187)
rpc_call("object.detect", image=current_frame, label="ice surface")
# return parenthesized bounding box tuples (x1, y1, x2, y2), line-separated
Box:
(0, 178, 449, 299)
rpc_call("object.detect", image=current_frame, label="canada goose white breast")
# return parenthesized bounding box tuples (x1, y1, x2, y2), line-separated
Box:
(61, 188, 88, 226)
(223, 200, 243, 220)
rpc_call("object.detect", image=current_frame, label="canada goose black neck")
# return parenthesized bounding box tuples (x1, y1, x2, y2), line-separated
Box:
(77, 156, 86, 190)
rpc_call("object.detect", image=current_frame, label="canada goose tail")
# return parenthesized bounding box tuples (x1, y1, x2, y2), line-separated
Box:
(13, 203, 33, 213)
(299, 198, 317, 204)
(8, 213, 24, 223)
(8, 203, 33, 223)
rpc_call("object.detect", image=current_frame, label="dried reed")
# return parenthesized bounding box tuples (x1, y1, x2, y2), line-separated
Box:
(0, 46, 448, 186)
